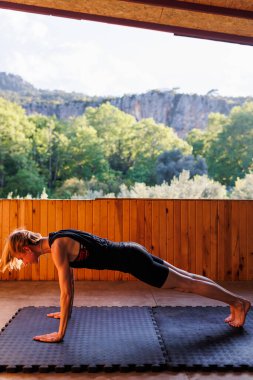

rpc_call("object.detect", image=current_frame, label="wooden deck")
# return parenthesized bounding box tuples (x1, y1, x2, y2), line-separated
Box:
(0, 199, 253, 281)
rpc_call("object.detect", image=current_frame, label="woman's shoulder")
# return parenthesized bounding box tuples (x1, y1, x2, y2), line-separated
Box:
(48, 229, 84, 246)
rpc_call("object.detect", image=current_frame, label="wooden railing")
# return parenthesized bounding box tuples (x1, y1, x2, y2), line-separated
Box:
(0, 199, 252, 281)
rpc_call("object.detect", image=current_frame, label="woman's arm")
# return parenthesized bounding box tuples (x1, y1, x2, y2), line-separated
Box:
(69, 268, 74, 319)
(33, 239, 72, 343)
(57, 259, 72, 339)
(47, 268, 75, 320)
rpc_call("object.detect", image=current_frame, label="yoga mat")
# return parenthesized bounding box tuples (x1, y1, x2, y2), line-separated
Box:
(0, 306, 252, 372)
(153, 306, 253, 370)
(0, 306, 166, 372)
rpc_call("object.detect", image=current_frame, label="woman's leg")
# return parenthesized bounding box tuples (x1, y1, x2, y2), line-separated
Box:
(162, 267, 251, 327)
(162, 260, 216, 284)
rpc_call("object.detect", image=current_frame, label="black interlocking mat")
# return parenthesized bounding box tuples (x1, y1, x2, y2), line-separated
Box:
(0, 306, 166, 373)
(0, 306, 252, 372)
(153, 306, 253, 371)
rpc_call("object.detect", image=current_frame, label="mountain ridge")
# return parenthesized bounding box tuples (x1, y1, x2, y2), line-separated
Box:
(0, 72, 251, 137)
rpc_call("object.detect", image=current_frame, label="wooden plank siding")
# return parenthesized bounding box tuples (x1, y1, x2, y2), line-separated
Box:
(0, 199, 252, 281)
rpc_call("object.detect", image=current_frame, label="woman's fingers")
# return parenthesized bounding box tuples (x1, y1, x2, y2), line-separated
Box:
(47, 312, 61, 319)
(33, 332, 62, 343)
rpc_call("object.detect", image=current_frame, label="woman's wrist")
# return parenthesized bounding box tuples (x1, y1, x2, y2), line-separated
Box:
(57, 331, 64, 340)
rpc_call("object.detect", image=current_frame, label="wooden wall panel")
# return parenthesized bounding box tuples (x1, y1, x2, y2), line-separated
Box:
(173, 201, 181, 269)
(55, 200, 63, 281)
(181, 200, 189, 272)
(77, 200, 85, 281)
(239, 201, 247, 280)
(210, 201, 218, 281)
(159, 200, 167, 264)
(2, 200, 10, 281)
(107, 200, 115, 281)
(99, 199, 109, 281)
(122, 199, 130, 281)
(47, 200, 56, 281)
(92, 199, 101, 281)
(32, 200, 40, 281)
(114, 199, 123, 281)
(202, 201, 211, 278)
(231, 201, 240, 281)
(195, 201, 203, 276)
(166, 200, 174, 266)
(188, 200, 196, 275)
(247, 201, 253, 280)
(224, 201, 232, 281)
(39, 200, 48, 281)
(0, 199, 253, 281)
(144, 200, 152, 253)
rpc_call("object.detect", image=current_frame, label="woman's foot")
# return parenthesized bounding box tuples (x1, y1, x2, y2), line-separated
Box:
(224, 305, 234, 323)
(225, 300, 251, 327)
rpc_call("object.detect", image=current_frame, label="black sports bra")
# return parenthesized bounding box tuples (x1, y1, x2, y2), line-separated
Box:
(48, 229, 109, 268)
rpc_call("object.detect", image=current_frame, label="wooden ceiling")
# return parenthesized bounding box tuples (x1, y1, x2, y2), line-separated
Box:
(0, 0, 253, 45)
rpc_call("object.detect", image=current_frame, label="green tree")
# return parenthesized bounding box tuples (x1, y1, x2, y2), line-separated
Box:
(53, 177, 87, 199)
(85, 103, 135, 176)
(29, 114, 70, 192)
(186, 128, 205, 157)
(205, 103, 253, 186)
(128, 119, 192, 185)
(186, 113, 227, 158)
(0, 97, 44, 196)
(5, 166, 45, 197)
(66, 115, 112, 182)
(156, 149, 207, 184)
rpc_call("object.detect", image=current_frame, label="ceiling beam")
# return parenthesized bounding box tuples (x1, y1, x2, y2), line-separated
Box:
(122, 1, 253, 20)
(0, 0, 252, 46)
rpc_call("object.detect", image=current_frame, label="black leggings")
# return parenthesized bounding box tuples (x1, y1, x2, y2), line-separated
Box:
(78, 241, 170, 288)
(109, 242, 169, 288)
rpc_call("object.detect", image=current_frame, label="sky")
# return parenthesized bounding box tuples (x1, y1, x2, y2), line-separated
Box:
(0, 8, 253, 98)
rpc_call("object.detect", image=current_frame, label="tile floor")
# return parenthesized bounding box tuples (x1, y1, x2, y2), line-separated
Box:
(0, 280, 252, 380)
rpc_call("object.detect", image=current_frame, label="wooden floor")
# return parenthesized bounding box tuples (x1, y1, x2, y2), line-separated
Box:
(0, 280, 253, 380)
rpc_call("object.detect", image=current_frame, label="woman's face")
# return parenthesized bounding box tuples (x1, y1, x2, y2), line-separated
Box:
(14, 247, 39, 266)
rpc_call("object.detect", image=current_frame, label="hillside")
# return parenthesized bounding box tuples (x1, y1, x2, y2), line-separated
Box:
(0, 72, 251, 137)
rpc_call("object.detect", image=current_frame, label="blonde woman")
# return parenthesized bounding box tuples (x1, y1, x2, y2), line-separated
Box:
(0, 228, 251, 343)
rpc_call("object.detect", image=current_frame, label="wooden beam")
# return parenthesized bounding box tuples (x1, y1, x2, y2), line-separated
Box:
(0, 0, 252, 45)
(123, 0, 253, 20)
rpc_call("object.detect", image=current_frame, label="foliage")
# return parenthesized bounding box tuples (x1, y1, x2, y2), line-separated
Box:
(127, 118, 192, 185)
(53, 178, 87, 199)
(186, 128, 205, 157)
(0, 98, 44, 197)
(66, 171, 227, 199)
(66, 115, 111, 181)
(205, 103, 253, 186)
(230, 173, 253, 199)
(155, 149, 207, 184)
(117, 171, 227, 199)
(1, 96, 253, 199)
(29, 114, 70, 191)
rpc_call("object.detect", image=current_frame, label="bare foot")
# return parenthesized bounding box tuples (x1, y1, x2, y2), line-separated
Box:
(228, 300, 251, 328)
(224, 305, 235, 323)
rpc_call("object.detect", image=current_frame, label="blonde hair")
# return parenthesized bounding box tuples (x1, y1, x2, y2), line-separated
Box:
(0, 228, 42, 272)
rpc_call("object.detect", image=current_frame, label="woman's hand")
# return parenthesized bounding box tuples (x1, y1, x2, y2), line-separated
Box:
(33, 332, 63, 343)
(47, 312, 61, 319)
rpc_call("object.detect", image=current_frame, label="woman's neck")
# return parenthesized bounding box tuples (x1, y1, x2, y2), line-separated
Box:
(39, 237, 51, 255)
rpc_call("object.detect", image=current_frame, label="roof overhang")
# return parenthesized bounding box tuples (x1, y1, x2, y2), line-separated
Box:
(0, 0, 253, 46)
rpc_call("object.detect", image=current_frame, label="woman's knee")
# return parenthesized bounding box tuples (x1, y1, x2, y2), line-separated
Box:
(163, 269, 196, 292)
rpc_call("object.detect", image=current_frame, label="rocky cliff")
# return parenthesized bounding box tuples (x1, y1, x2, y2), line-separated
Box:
(0, 72, 251, 137)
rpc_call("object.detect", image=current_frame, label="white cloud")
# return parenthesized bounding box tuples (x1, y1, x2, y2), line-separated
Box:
(0, 8, 252, 97)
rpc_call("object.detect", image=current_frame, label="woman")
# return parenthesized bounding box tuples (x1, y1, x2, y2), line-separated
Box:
(0, 228, 251, 343)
